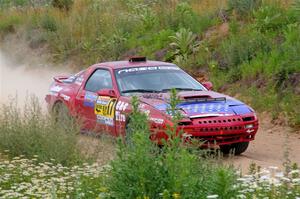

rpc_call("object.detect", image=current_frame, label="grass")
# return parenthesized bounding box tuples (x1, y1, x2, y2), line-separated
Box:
(1, 0, 299, 128)
(0, 92, 299, 198)
(0, 96, 87, 166)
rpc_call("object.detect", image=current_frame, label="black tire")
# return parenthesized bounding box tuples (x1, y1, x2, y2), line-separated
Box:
(220, 142, 249, 155)
(233, 142, 249, 155)
(219, 144, 232, 155)
(52, 102, 71, 123)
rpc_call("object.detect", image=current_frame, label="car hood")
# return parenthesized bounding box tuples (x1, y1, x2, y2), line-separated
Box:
(138, 91, 253, 118)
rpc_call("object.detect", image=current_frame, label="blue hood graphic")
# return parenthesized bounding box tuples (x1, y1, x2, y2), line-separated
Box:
(155, 99, 253, 117)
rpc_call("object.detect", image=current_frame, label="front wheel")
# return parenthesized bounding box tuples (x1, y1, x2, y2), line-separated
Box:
(220, 142, 249, 155)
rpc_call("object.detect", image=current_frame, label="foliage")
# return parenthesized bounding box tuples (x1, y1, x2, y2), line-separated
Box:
(0, 156, 105, 198)
(169, 28, 200, 67)
(0, 97, 86, 166)
(106, 91, 237, 199)
(253, 4, 292, 32)
(219, 30, 271, 69)
(52, 0, 73, 11)
(228, 0, 262, 18)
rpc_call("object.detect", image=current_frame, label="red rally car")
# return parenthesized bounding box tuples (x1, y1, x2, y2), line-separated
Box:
(45, 57, 259, 155)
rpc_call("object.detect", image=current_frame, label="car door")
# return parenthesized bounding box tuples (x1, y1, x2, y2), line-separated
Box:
(75, 68, 116, 134)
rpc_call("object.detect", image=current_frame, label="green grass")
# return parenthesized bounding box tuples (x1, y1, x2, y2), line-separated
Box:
(0, 96, 88, 166)
(0, 91, 299, 198)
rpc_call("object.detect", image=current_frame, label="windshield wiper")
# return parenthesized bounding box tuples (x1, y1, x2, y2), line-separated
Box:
(161, 88, 203, 92)
(122, 89, 161, 93)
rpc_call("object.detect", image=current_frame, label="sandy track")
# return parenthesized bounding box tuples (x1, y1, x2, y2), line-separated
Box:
(226, 114, 300, 173)
(1, 43, 299, 172)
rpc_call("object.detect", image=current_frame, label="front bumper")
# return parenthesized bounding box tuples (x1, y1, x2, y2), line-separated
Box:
(152, 114, 259, 146)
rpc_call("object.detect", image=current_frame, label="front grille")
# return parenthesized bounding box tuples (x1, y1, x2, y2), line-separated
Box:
(198, 118, 242, 124)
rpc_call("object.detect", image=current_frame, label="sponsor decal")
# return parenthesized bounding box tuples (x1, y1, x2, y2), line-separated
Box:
(83, 92, 98, 107)
(75, 75, 84, 86)
(96, 115, 114, 126)
(149, 117, 164, 124)
(94, 97, 117, 118)
(50, 85, 63, 93)
(116, 101, 128, 111)
(60, 93, 70, 101)
(116, 111, 126, 122)
(118, 66, 179, 74)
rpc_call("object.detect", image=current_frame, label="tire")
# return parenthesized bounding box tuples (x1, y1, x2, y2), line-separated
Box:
(233, 142, 249, 155)
(52, 101, 71, 123)
(220, 142, 249, 155)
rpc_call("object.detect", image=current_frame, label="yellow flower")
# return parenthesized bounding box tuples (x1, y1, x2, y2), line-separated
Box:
(173, 193, 180, 199)
(99, 187, 108, 192)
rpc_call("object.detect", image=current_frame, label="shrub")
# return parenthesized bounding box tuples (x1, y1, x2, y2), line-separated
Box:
(228, 0, 262, 18)
(174, 2, 217, 33)
(106, 91, 237, 199)
(0, 14, 22, 34)
(52, 0, 73, 11)
(219, 30, 271, 68)
(40, 14, 57, 32)
(254, 5, 291, 33)
(0, 96, 84, 166)
(169, 28, 200, 66)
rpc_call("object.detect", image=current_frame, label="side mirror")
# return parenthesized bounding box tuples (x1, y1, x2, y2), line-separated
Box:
(202, 81, 213, 91)
(97, 89, 117, 98)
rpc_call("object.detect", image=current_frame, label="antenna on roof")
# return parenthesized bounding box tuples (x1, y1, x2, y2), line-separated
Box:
(129, 56, 147, 62)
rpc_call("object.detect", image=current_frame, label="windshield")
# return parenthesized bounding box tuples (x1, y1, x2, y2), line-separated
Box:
(115, 66, 206, 95)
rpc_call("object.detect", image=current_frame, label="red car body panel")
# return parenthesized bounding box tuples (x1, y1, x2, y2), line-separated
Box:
(45, 60, 259, 146)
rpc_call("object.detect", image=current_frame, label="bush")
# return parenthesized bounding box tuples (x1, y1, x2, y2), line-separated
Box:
(0, 14, 22, 34)
(106, 91, 237, 199)
(219, 30, 271, 68)
(52, 0, 73, 11)
(254, 5, 291, 33)
(0, 96, 84, 166)
(40, 14, 57, 32)
(228, 0, 262, 18)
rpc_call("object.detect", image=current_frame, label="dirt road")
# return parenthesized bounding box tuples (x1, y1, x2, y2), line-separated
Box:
(227, 113, 300, 173)
(1, 43, 299, 173)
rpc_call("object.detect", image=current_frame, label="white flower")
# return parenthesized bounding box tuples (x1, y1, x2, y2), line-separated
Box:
(207, 194, 218, 199)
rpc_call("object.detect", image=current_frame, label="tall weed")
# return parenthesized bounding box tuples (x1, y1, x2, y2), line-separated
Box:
(106, 91, 237, 199)
(0, 96, 84, 166)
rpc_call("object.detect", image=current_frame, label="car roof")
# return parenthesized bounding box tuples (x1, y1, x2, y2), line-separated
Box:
(92, 60, 176, 70)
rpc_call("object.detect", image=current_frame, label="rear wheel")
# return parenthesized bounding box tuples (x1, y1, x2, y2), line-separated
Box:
(220, 142, 249, 155)
(52, 102, 71, 123)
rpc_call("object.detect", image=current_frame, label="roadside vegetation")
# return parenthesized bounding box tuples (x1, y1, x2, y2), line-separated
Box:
(0, 0, 299, 128)
(0, 0, 300, 198)
(0, 92, 299, 198)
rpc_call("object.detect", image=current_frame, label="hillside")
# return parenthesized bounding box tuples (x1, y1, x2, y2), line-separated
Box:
(1, 1, 300, 198)
(1, 0, 299, 128)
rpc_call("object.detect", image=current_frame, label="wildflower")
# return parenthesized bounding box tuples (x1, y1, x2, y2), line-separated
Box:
(173, 192, 180, 199)
(207, 194, 218, 199)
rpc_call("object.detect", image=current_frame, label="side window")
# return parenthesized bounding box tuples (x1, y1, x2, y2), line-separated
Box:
(85, 69, 113, 92)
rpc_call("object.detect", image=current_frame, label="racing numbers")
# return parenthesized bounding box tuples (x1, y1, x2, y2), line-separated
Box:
(94, 98, 128, 125)
(94, 96, 117, 118)
(116, 101, 128, 111)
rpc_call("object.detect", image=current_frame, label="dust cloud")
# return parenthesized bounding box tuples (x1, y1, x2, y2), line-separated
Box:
(0, 47, 71, 107)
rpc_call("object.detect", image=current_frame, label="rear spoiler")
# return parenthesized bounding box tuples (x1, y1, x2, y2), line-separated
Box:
(53, 75, 68, 83)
